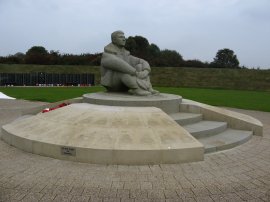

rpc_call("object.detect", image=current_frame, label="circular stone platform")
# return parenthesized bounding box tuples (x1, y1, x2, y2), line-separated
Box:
(1, 103, 203, 165)
(83, 92, 182, 114)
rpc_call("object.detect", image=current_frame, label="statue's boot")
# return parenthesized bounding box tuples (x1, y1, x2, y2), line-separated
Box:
(130, 88, 151, 96)
(149, 88, 160, 95)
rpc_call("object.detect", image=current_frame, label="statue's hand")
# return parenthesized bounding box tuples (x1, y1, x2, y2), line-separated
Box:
(136, 70, 149, 79)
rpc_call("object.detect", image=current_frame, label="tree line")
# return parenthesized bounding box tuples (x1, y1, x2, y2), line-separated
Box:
(0, 46, 101, 66)
(0, 35, 240, 68)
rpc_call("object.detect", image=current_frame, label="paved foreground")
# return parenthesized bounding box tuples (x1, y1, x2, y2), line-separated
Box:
(0, 100, 270, 202)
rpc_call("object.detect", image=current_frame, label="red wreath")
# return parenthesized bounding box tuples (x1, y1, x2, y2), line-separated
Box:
(42, 103, 70, 113)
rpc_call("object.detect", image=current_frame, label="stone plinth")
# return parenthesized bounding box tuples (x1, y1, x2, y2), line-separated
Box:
(83, 92, 182, 114)
(2, 103, 203, 165)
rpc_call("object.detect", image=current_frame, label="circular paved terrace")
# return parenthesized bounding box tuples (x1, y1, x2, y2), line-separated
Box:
(0, 99, 270, 202)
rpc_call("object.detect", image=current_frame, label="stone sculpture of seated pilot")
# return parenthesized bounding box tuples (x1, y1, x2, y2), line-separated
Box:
(100, 30, 159, 96)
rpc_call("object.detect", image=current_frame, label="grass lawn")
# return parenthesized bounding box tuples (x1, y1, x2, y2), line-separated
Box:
(157, 87, 270, 112)
(0, 86, 105, 102)
(0, 86, 270, 112)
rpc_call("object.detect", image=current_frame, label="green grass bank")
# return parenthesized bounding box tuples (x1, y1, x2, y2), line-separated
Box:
(1, 86, 270, 112)
(1, 64, 270, 91)
(151, 67, 270, 91)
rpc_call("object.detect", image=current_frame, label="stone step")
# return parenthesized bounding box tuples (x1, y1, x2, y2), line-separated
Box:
(183, 121, 227, 138)
(198, 129, 253, 153)
(169, 112, 203, 125)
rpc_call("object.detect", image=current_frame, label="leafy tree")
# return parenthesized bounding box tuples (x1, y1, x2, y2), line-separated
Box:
(26, 46, 48, 55)
(147, 43, 160, 57)
(125, 35, 184, 67)
(14, 52, 25, 59)
(185, 59, 207, 68)
(25, 46, 49, 64)
(125, 36, 150, 59)
(125, 37, 137, 54)
(211, 48, 240, 68)
(0, 55, 22, 64)
(145, 43, 160, 66)
(133, 36, 149, 52)
(157, 49, 183, 67)
(48, 50, 60, 65)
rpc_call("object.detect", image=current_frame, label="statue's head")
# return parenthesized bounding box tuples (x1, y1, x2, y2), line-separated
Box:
(111, 30, 126, 47)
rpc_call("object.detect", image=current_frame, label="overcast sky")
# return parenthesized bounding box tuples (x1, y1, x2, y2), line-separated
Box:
(0, 0, 269, 68)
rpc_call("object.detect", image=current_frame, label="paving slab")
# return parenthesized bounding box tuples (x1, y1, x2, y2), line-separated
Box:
(0, 100, 270, 201)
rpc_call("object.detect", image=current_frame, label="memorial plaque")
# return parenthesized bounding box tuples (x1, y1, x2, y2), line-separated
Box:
(61, 147, 76, 156)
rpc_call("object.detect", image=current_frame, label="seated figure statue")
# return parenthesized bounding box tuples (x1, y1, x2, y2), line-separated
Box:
(101, 30, 159, 96)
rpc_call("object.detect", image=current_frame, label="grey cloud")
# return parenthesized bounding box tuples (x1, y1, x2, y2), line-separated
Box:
(0, 0, 269, 68)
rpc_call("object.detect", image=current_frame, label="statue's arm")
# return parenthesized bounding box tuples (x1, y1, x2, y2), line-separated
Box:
(129, 55, 151, 72)
(101, 52, 136, 75)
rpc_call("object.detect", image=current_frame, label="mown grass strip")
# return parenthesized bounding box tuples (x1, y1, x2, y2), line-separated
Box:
(1, 86, 269, 112)
(0, 86, 105, 102)
(157, 87, 270, 112)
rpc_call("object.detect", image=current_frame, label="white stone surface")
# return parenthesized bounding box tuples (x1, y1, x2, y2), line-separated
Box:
(2, 103, 204, 164)
(0, 92, 15, 99)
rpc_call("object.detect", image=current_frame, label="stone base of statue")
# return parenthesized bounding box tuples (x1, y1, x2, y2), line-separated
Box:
(1, 92, 263, 165)
(83, 92, 182, 114)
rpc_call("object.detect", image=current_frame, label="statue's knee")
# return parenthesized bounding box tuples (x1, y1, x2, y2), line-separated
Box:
(121, 74, 137, 88)
(121, 74, 134, 82)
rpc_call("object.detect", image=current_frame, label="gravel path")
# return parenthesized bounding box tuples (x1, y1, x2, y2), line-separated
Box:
(0, 99, 270, 202)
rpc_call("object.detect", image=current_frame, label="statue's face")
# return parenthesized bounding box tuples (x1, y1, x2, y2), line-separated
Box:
(113, 33, 126, 47)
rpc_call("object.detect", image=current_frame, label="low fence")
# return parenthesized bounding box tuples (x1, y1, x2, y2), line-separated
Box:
(0, 73, 95, 86)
